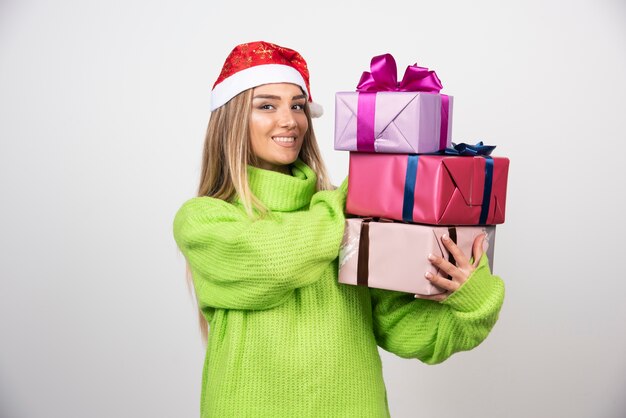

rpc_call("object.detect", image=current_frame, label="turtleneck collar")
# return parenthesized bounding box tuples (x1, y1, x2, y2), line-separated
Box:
(245, 159, 317, 212)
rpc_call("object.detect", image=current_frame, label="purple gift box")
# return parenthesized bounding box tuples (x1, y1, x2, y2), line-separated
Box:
(334, 53, 453, 154)
(334, 91, 453, 153)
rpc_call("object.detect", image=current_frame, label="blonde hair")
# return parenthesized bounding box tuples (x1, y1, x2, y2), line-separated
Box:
(187, 86, 333, 344)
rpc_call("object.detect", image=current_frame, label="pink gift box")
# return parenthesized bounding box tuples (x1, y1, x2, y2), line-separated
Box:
(346, 153, 509, 225)
(334, 91, 453, 153)
(338, 218, 495, 295)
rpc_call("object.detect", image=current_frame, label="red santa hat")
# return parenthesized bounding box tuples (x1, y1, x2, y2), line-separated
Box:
(210, 41, 323, 118)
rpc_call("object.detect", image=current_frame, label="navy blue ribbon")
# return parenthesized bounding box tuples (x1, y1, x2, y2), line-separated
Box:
(478, 156, 494, 224)
(402, 155, 419, 222)
(440, 141, 496, 156)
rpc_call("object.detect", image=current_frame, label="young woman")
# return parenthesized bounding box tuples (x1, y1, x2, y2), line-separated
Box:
(173, 41, 505, 418)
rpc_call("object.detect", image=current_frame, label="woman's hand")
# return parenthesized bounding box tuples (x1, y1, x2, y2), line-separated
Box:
(415, 233, 486, 302)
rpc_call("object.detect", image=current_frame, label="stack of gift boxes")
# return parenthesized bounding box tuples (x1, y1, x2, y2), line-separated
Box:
(334, 54, 510, 297)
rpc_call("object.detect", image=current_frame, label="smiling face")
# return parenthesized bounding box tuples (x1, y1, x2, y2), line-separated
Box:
(248, 83, 309, 174)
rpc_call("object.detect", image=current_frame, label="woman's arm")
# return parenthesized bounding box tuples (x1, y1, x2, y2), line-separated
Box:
(173, 187, 347, 311)
(370, 254, 505, 364)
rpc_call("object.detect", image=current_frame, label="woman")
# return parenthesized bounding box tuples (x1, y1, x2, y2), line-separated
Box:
(173, 41, 505, 418)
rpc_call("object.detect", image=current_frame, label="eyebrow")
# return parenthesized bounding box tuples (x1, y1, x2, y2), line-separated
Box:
(252, 94, 307, 100)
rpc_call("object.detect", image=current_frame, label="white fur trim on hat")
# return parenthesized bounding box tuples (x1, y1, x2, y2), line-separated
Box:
(210, 64, 324, 118)
(211, 64, 308, 110)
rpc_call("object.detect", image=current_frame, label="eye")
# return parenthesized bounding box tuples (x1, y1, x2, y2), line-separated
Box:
(258, 104, 275, 110)
(292, 103, 306, 111)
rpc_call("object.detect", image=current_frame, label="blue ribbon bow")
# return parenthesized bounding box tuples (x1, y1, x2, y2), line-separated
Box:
(441, 141, 496, 156)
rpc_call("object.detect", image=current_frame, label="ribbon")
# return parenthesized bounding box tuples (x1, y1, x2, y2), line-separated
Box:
(356, 54, 443, 93)
(439, 96, 450, 151)
(355, 54, 449, 152)
(479, 157, 494, 224)
(441, 141, 496, 156)
(402, 155, 419, 223)
(356, 218, 396, 286)
(446, 227, 457, 279)
(356, 219, 371, 286)
(356, 93, 376, 152)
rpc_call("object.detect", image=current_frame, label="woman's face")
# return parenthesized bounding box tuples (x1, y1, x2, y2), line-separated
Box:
(249, 83, 308, 174)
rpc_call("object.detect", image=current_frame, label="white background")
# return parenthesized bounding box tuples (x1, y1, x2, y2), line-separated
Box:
(1, 0, 625, 417)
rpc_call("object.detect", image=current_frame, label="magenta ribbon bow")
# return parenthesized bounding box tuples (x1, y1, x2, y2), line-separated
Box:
(355, 54, 450, 152)
(356, 53, 443, 93)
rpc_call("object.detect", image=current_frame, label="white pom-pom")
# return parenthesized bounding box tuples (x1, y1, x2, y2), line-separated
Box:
(308, 101, 324, 118)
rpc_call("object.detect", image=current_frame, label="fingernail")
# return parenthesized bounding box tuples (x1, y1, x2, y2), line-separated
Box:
(428, 253, 435, 261)
(424, 272, 433, 279)
(442, 234, 449, 241)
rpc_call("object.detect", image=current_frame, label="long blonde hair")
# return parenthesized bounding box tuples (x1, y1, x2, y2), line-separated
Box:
(187, 86, 332, 344)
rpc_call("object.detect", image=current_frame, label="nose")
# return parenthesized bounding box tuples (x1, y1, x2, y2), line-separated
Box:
(277, 107, 297, 129)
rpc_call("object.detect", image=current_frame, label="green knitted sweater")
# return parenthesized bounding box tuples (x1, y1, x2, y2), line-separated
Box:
(173, 160, 505, 418)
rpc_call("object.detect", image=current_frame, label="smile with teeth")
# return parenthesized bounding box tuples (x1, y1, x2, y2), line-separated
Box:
(272, 136, 296, 143)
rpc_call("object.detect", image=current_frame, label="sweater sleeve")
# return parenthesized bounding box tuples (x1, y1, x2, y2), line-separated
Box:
(172, 189, 346, 311)
(370, 254, 505, 364)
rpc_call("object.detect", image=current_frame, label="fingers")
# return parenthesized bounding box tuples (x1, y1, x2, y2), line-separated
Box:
(415, 270, 457, 302)
(415, 292, 448, 301)
(424, 271, 460, 292)
(426, 232, 484, 292)
(440, 234, 470, 270)
(427, 253, 459, 280)
(471, 233, 486, 268)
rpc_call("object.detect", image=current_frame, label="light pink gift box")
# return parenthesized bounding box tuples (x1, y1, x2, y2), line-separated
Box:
(334, 91, 453, 153)
(338, 218, 496, 295)
(346, 153, 510, 225)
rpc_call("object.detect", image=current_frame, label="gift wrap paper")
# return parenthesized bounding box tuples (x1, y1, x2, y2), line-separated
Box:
(346, 153, 509, 225)
(338, 218, 496, 295)
(334, 91, 453, 153)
